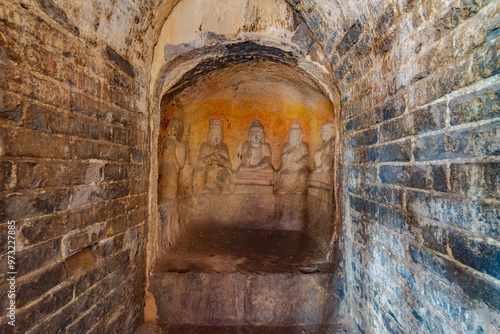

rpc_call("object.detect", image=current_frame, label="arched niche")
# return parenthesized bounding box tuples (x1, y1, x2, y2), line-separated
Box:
(146, 0, 342, 275)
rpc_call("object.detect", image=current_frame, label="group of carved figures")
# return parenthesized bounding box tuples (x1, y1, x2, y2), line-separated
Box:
(158, 117, 335, 204)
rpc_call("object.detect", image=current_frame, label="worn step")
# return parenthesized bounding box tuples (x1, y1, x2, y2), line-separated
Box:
(137, 322, 347, 333)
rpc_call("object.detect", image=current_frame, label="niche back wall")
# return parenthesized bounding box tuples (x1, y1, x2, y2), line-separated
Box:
(159, 61, 335, 170)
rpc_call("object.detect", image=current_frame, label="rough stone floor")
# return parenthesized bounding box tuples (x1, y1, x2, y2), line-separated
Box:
(153, 226, 333, 274)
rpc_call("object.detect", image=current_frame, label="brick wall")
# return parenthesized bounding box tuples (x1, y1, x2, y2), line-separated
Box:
(0, 1, 149, 333)
(290, 0, 499, 332)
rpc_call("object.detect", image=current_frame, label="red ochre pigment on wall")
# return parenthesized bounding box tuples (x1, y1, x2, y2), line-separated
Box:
(160, 61, 335, 169)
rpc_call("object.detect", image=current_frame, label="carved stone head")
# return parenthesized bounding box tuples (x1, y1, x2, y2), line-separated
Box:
(166, 117, 183, 140)
(248, 119, 264, 146)
(288, 122, 303, 147)
(320, 121, 335, 142)
(208, 118, 224, 145)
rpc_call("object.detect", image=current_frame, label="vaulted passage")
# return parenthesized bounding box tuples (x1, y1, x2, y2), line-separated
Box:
(1, 0, 499, 333)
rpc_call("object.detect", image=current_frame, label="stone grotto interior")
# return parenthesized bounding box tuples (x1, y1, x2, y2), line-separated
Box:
(0, 0, 499, 333)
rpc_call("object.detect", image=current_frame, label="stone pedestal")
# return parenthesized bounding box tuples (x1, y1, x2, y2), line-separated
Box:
(234, 171, 274, 194)
(308, 173, 333, 202)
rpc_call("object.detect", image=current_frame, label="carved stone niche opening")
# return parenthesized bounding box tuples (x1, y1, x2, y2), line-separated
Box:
(154, 60, 339, 271)
(145, 0, 342, 327)
(147, 49, 344, 325)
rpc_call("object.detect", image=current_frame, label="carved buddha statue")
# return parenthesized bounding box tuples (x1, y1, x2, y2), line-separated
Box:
(311, 121, 335, 186)
(158, 117, 186, 204)
(193, 118, 232, 193)
(238, 120, 273, 173)
(276, 122, 310, 194)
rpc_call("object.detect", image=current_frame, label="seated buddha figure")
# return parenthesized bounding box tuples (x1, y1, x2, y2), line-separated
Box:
(311, 121, 335, 186)
(276, 122, 310, 194)
(237, 119, 273, 174)
(193, 118, 232, 193)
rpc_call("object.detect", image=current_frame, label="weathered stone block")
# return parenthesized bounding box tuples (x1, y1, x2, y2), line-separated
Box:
(337, 21, 364, 56)
(70, 185, 105, 209)
(103, 181, 129, 200)
(10, 282, 74, 334)
(62, 223, 106, 257)
(450, 162, 499, 200)
(406, 189, 462, 225)
(410, 245, 500, 309)
(111, 126, 130, 145)
(348, 128, 378, 148)
(17, 261, 66, 308)
(35, 0, 80, 36)
(367, 140, 411, 162)
(363, 185, 403, 207)
(380, 165, 432, 190)
(306, 11, 322, 32)
(16, 238, 62, 277)
(349, 195, 378, 219)
(105, 45, 135, 78)
(449, 232, 500, 280)
(380, 95, 406, 121)
(1, 127, 72, 159)
(374, 5, 395, 39)
(471, 37, 500, 79)
(74, 140, 100, 160)
(450, 83, 500, 125)
(431, 164, 448, 192)
(70, 91, 103, 120)
(334, 55, 353, 81)
(1, 161, 15, 191)
(344, 147, 367, 164)
(414, 121, 500, 161)
(104, 163, 128, 181)
(468, 201, 500, 238)
(421, 223, 448, 254)
(99, 142, 130, 161)
(0, 189, 70, 221)
(421, 273, 485, 333)
(0, 91, 24, 124)
(344, 115, 361, 134)
(347, 166, 377, 194)
(378, 206, 418, 239)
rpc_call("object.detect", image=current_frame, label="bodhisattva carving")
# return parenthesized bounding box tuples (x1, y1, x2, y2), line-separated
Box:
(158, 117, 187, 203)
(237, 119, 273, 174)
(311, 121, 335, 186)
(158, 117, 186, 251)
(194, 118, 232, 193)
(276, 122, 310, 194)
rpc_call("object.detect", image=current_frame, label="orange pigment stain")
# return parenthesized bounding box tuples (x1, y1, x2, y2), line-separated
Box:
(161, 96, 334, 169)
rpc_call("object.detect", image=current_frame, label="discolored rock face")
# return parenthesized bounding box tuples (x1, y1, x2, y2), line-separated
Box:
(1, 0, 499, 333)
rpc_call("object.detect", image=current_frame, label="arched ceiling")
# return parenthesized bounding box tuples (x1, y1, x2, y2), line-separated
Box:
(148, 0, 335, 102)
(51, 0, 370, 72)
